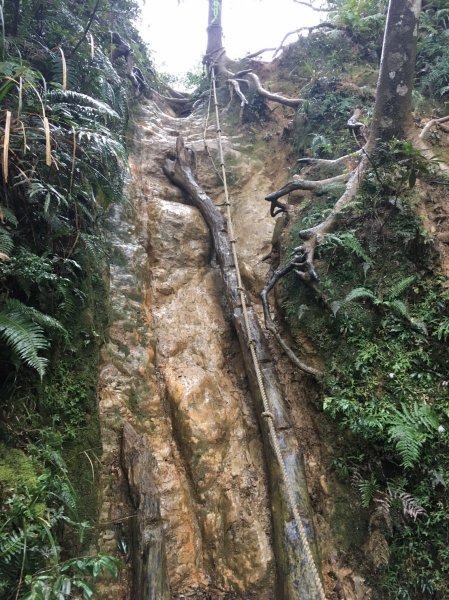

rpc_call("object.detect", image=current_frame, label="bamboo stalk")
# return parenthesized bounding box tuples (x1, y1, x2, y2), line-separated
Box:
(3, 110, 11, 183)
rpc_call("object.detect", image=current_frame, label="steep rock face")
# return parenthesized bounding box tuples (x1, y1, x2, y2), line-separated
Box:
(97, 96, 373, 600)
(97, 101, 276, 598)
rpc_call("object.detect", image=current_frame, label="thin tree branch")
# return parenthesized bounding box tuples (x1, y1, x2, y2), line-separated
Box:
(70, 0, 101, 58)
(293, 0, 329, 11)
(273, 23, 338, 58)
(244, 47, 278, 60)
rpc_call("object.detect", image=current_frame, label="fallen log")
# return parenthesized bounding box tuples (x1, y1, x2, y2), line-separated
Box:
(122, 422, 171, 600)
(163, 135, 322, 600)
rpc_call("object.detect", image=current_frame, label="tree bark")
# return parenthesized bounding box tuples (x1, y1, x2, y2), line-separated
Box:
(164, 137, 322, 600)
(121, 423, 171, 600)
(370, 0, 422, 143)
(206, 0, 224, 56)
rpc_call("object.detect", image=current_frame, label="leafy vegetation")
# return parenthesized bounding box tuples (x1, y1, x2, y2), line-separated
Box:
(275, 5, 449, 593)
(0, 0, 153, 597)
(281, 138, 449, 596)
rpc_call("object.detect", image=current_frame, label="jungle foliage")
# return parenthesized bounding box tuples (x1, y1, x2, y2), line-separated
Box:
(0, 0, 151, 597)
(277, 2, 449, 597)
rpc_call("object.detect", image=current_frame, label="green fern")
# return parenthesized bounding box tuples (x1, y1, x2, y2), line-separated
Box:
(434, 317, 449, 340)
(358, 475, 378, 508)
(325, 232, 373, 265)
(387, 403, 438, 468)
(48, 90, 121, 123)
(331, 287, 377, 315)
(0, 299, 66, 377)
(0, 227, 13, 255)
(386, 276, 415, 300)
(5, 299, 67, 338)
(0, 312, 48, 378)
(0, 529, 25, 565)
(384, 299, 410, 319)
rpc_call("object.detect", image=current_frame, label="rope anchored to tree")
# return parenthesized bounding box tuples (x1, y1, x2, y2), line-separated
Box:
(209, 66, 327, 600)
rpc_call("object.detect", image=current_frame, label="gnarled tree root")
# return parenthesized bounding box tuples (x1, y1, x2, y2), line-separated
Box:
(420, 115, 449, 140)
(261, 151, 370, 373)
(260, 251, 323, 379)
(164, 135, 323, 600)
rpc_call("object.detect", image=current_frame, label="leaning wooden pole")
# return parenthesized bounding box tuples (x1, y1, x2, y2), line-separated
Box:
(164, 136, 323, 600)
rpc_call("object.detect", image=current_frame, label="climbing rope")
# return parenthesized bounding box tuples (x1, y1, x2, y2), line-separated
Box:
(209, 66, 327, 600)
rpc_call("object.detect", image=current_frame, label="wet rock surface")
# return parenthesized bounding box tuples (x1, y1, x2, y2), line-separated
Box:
(98, 101, 276, 598)
(97, 98, 374, 599)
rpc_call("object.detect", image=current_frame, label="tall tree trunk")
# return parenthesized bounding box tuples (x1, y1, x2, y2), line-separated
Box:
(206, 0, 223, 56)
(370, 0, 422, 144)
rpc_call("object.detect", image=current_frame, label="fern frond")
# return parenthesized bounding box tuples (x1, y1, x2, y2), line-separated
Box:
(387, 403, 438, 468)
(329, 232, 373, 264)
(344, 287, 377, 303)
(0, 227, 13, 255)
(0, 529, 25, 564)
(47, 90, 120, 122)
(386, 299, 410, 319)
(331, 287, 377, 315)
(398, 491, 426, 520)
(434, 317, 449, 340)
(387, 276, 415, 299)
(358, 476, 378, 508)
(4, 299, 67, 338)
(79, 233, 108, 263)
(389, 423, 424, 468)
(0, 312, 48, 378)
(0, 206, 18, 226)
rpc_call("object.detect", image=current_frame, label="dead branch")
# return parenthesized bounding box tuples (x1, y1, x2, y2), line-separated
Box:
(244, 47, 278, 60)
(420, 115, 449, 140)
(273, 23, 338, 59)
(293, 0, 329, 11)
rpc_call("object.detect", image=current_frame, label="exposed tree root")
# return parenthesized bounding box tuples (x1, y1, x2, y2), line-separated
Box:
(420, 115, 449, 140)
(163, 136, 323, 599)
(242, 72, 304, 108)
(260, 253, 323, 379)
(261, 148, 370, 372)
(297, 149, 363, 169)
(228, 78, 248, 108)
(266, 173, 349, 201)
(347, 108, 367, 144)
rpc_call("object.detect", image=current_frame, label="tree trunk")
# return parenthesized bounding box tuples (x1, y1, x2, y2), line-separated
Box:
(370, 0, 422, 143)
(121, 423, 171, 600)
(206, 0, 223, 56)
